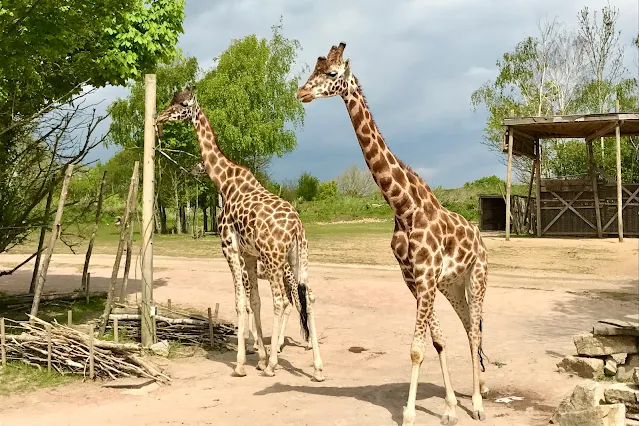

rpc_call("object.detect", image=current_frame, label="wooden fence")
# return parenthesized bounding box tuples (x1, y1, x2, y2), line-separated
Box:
(538, 179, 639, 237)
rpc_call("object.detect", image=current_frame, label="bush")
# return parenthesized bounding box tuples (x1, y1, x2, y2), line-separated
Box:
(297, 172, 319, 201)
(316, 180, 338, 200)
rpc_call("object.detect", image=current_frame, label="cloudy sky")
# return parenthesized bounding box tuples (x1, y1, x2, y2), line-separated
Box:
(85, 0, 639, 188)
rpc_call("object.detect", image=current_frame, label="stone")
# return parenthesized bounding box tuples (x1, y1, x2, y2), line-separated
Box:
(634, 368, 639, 386)
(605, 357, 619, 376)
(102, 377, 156, 389)
(566, 380, 606, 410)
(558, 356, 605, 379)
(603, 383, 639, 414)
(149, 340, 170, 357)
(550, 404, 625, 426)
(629, 412, 639, 421)
(574, 334, 639, 357)
(626, 418, 639, 426)
(612, 353, 628, 364)
(617, 355, 639, 381)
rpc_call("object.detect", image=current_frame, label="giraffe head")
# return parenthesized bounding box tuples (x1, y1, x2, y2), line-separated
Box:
(155, 86, 198, 124)
(297, 42, 352, 103)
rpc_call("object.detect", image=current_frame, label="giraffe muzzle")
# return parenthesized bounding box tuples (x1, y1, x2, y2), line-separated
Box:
(296, 88, 315, 103)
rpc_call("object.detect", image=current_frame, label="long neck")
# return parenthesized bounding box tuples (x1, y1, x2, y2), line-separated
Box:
(342, 79, 434, 217)
(192, 106, 247, 200)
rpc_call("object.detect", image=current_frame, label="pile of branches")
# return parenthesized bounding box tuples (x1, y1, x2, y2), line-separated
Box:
(3, 316, 169, 383)
(107, 314, 236, 351)
(0, 291, 107, 314)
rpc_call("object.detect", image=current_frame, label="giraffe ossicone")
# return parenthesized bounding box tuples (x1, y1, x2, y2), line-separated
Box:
(155, 86, 324, 382)
(298, 42, 489, 425)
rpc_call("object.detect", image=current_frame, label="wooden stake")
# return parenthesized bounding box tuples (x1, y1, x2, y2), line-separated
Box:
(141, 74, 156, 347)
(100, 161, 139, 337)
(30, 164, 74, 318)
(615, 100, 623, 242)
(523, 163, 535, 234)
(82, 171, 107, 292)
(587, 140, 603, 237)
(67, 310, 72, 326)
(535, 144, 542, 237)
(505, 128, 514, 241)
(1, 317, 6, 369)
(119, 166, 139, 302)
(113, 318, 119, 343)
(213, 303, 219, 320)
(89, 323, 95, 379)
(29, 187, 54, 294)
(167, 299, 172, 311)
(46, 323, 52, 373)
(208, 307, 214, 347)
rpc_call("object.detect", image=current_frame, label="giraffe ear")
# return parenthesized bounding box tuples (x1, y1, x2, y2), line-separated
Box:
(343, 59, 351, 79)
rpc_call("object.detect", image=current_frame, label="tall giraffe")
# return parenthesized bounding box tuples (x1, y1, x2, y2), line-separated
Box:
(155, 87, 324, 382)
(297, 43, 489, 425)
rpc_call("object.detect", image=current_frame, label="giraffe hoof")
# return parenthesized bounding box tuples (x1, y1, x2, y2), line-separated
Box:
(440, 415, 458, 425)
(262, 367, 276, 377)
(311, 372, 325, 382)
(480, 386, 490, 397)
(232, 366, 246, 377)
(472, 410, 486, 421)
(256, 361, 267, 371)
(401, 408, 416, 426)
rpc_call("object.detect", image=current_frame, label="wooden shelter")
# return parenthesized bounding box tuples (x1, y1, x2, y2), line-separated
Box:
(502, 107, 639, 241)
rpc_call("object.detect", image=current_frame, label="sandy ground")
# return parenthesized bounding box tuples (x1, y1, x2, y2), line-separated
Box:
(0, 236, 637, 426)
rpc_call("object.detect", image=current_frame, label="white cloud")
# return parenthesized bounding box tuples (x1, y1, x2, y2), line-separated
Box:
(465, 66, 497, 78)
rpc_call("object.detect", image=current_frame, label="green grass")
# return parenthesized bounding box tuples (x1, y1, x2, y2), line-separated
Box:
(1, 296, 106, 324)
(0, 362, 79, 396)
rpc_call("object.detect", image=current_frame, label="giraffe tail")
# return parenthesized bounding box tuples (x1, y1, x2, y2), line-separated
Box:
(478, 318, 489, 372)
(290, 236, 310, 342)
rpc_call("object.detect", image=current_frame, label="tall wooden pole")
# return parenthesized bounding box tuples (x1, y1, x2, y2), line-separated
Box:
(505, 127, 514, 241)
(615, 101, 623, 242)
(535, 142, 542, 237)
(587, 140, 603, 238)
(30, 164, 74, 318)
(141, 74, 156, 347)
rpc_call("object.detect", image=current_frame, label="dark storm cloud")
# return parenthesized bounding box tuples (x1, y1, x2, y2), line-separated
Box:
(84, 0, 638, 187)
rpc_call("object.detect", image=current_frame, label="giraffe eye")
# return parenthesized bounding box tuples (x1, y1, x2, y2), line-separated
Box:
(327, 71, 338, 78)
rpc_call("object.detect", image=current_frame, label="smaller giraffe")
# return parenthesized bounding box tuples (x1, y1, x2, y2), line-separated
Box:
(156, 87, 324, 381)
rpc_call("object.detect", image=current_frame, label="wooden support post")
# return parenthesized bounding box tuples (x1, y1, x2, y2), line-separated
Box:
(67, 310, 72, 326)
(82, 171, 107, 292)
(85, 273, 91, 304)
(213, 302, 219, 321)
(29, 187, 53, 294)
(113, 318, 119, 343)
(46, 323, 52, 374)
(523, 163, 535, 234)
(30, 164, 74, 318)
(89, 323, 95, 379)
(586, 140, 603, 238)
(505, 128, 514, 241)
(615, 125, 624, 242)
(100, 161, 139, 337)
(167, 299, 171, 311)
(1, 317, 6, 369)
(208, 307, 214, 347)
(535, 142, 542, 237)
(141, 74, 156, 347)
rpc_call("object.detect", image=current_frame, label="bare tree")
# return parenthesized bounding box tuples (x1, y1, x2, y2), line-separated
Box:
(336, 165, 378, 197)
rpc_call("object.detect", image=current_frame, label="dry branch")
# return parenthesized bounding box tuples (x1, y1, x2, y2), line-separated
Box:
(2, 316, 169, 383)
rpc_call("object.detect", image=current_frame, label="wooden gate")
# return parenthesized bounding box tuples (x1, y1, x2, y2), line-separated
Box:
(538, 179, 639, 237)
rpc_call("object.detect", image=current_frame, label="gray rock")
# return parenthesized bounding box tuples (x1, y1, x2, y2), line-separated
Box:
(611, 353, 628, 364)
(562, 380, 606, 411)
(617, 355, 639, 381)
(574, 334, 639, 357)
(149, 340, 170, 357)
(550, 404, 625, 426)
(558, 356, 605, 379)
(605, 356, 619, 376)
(603, 383, 639, 414)
(634, 367, 639, 386)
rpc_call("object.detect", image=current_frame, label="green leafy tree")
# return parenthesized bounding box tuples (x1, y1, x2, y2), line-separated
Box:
(316, 180, 338, 200)
(297, 172, 319, 201)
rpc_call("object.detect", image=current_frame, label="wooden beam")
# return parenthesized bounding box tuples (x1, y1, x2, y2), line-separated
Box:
(586, 140, 603, 237)
(585, 121, 622, 143)
(505, 129, 514, 241)
(503, 113, 639, 126)
(615, 111, 623, 242)
(602, 185, 639, 232)
(524, 161, 535, 233)
(542, 191, 584, 235)
(549, 191, 596, 230)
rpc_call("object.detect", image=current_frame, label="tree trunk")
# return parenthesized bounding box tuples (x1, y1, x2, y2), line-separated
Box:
(30, 164, 74, 318)
(211, 187, 219, 234)
(174, 177, 182, 235)
(29, 187, 54, 294)
(202, 191, 208, 233)
(160, 205, 167, 234)
(82, 171, 107, 292)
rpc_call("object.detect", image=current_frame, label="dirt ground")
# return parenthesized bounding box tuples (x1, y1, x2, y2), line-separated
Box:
(0, 235, 637, 426)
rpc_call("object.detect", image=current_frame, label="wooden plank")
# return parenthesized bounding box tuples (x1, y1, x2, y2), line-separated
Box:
(615, 113, 623, 242)
(598, 319, 639, 329)
(542, 191, 583, 234)
(503, 113, 639, 126)
(585, 121, 621, 142)
(549, 190, 596, 230)
(505, 129, 514, 241)
(602, 185, 639, 231)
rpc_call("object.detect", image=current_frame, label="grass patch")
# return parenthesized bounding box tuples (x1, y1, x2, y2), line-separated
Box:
(1, 296, 106, 324)
(0, 362, 79, 396)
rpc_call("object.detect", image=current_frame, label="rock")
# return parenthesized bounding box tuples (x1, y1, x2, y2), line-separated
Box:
(626, 418, 639, 426)
(634, 368, 639, 386)
(574, 334, 639, 357)
(605, 356, 619, 376)
(150, 340, 170, 357)
(617, 354, 639, 381)
(102, 377, 157, 389)
(550, 404, 625, 426)
(611, 353, 628, 364)
(564, 380, 605, 411)
(558, 356, 605, 379)
(603, 383, 639, 414)
(629, 412, 639, 421)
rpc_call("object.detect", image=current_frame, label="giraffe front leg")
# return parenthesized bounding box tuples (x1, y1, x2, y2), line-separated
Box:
(429, 310, 458, 425)
(245, 255, 267, 370)
(304, 284, 324, 382)
(468, 264, 488, 421)
(221, 234, 248, 377)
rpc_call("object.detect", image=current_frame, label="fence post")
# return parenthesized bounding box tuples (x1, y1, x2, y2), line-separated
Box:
(46, 323, 52, 374)
(89, 323, 95, 379)
(1, 317, 6, 369)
